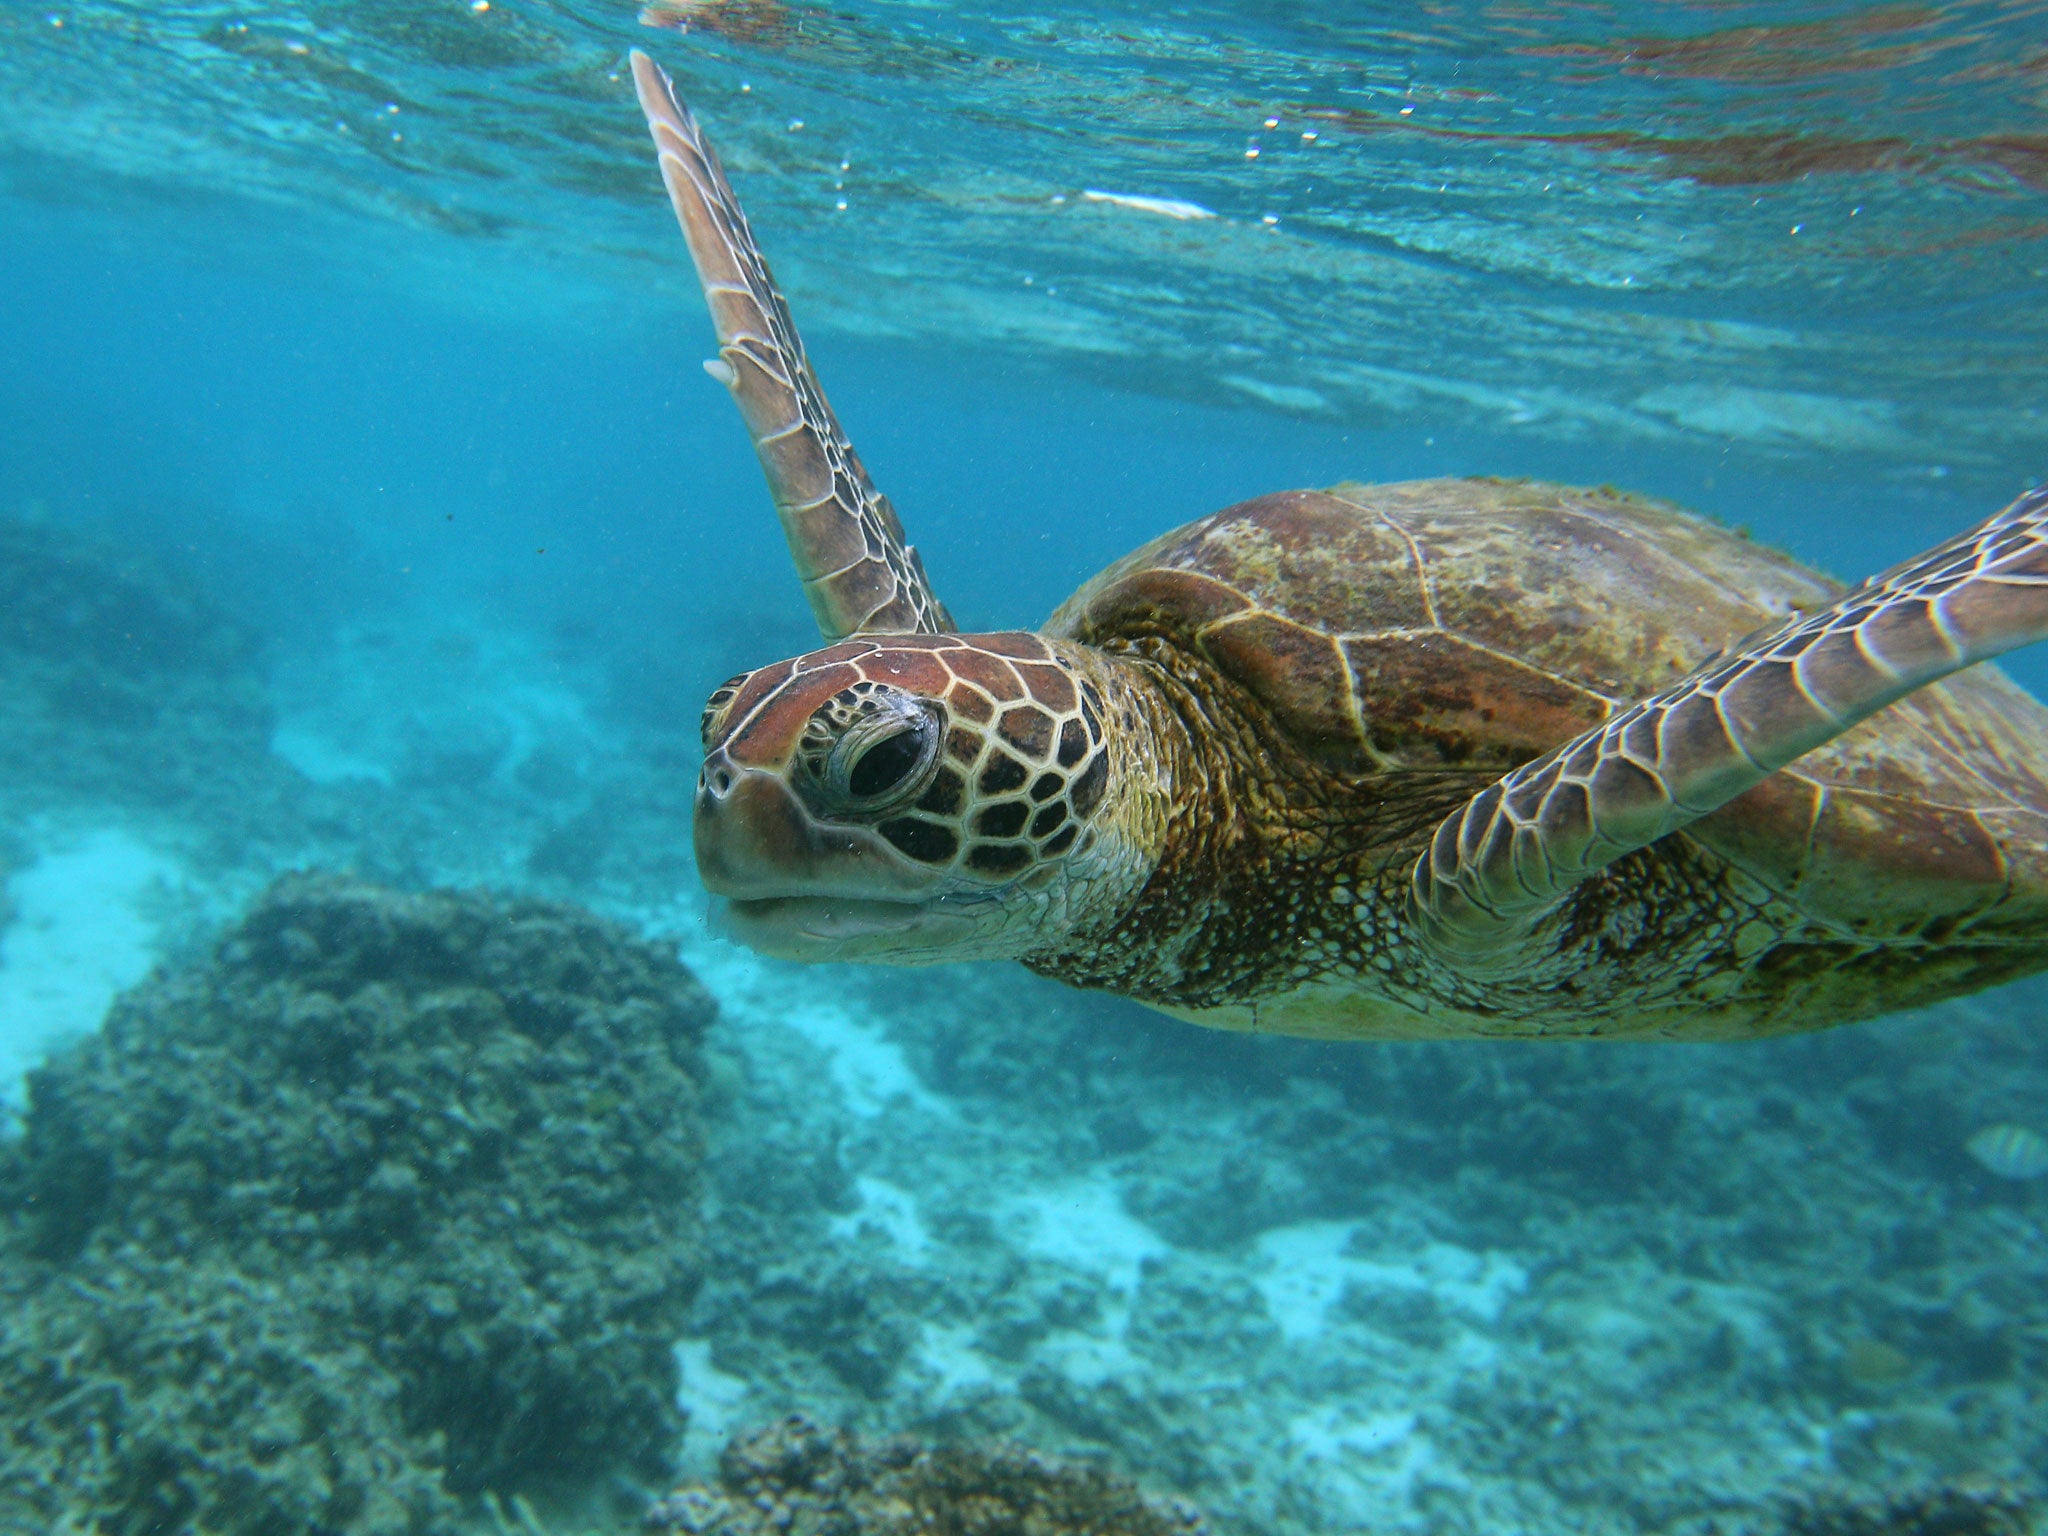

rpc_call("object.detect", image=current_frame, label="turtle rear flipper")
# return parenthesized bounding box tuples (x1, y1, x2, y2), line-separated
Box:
(631, 51, 951, 640)
(1411, 484, 2048, 971)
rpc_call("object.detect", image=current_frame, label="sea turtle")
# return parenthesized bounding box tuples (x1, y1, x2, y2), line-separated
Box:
(630, 52, 2048, 1040)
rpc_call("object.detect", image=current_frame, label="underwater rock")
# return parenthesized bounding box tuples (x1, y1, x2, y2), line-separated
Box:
(0, 872, 712, 1532)
(641, 1415, 1209, 1536)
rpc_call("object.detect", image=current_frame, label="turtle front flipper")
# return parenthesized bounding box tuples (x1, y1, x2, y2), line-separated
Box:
(630, 51, 951, 639)
(1410, 484, 2048, 972)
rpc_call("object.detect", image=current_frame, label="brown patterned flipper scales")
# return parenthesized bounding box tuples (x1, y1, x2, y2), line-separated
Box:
(1412, 485, 2048, 971)
(630, 51, 951, 639)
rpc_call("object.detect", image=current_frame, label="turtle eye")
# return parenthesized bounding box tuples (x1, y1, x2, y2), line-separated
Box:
(848, 726, 927, 799)
(823, 704, 939, 810)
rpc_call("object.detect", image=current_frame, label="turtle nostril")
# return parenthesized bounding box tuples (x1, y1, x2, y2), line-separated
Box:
(700, 763, 735, 799)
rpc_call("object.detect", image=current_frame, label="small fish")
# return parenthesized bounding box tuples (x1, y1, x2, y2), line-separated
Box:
(1965, 1123, 2048, 1181)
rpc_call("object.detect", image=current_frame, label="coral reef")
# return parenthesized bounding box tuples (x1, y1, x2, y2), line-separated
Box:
(0, 1249, 465, 1532)
(0, 873, 712, 1533)
(642, 1416, 1209, 1536)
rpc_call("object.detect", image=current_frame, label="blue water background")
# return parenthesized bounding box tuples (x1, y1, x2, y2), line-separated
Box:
(9, 192, 2045, 709)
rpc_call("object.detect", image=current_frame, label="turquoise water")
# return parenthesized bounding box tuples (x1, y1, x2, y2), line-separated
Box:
(3, 3, 2048, 1532)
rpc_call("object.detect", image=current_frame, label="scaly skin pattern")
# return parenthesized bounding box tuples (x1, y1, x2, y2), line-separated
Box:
(1016, 630, 1481, 1016)
(632, 53, 948, 639)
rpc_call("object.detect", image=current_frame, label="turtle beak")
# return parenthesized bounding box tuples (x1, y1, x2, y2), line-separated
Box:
(694, 748, 964, 962)
(693, 749, 931, 903)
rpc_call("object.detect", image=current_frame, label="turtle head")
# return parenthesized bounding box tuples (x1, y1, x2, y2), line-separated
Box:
(694, 632, 1138, 963)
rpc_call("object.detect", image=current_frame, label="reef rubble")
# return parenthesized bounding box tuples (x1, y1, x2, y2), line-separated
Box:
(642, 1415, 1209, 1536)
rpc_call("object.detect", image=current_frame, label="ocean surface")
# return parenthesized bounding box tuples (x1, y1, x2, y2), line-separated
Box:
(3, 2, 2048, 1532)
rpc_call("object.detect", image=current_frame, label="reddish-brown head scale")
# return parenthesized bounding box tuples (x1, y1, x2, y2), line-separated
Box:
(694, 632, 1116, 961)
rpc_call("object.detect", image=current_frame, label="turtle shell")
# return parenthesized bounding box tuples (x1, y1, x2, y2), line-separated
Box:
(1046, 477, 2048, 943)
